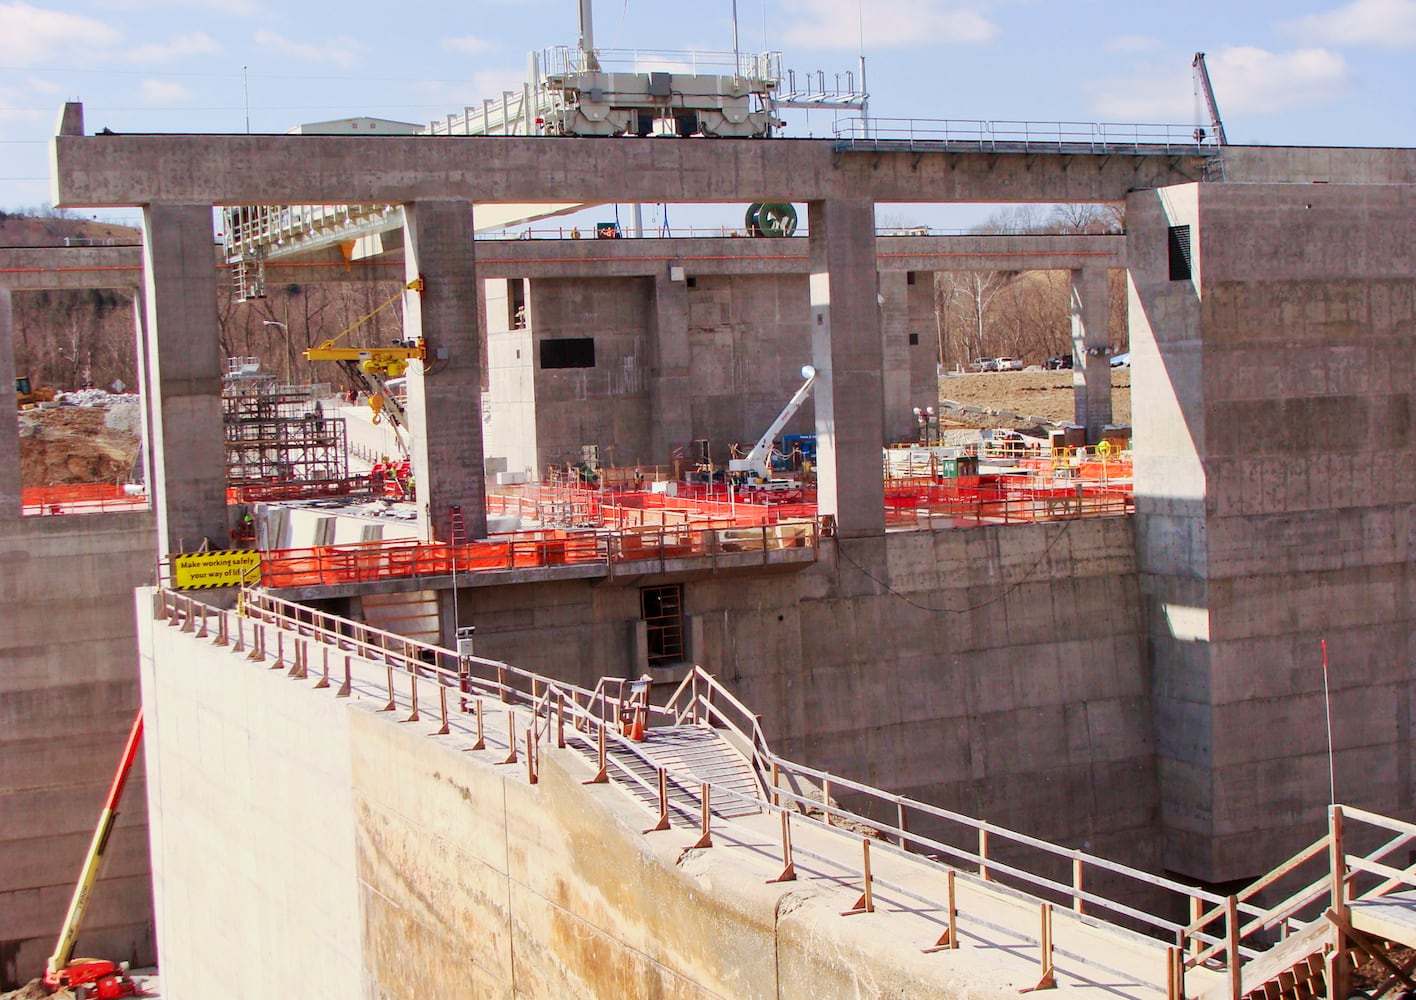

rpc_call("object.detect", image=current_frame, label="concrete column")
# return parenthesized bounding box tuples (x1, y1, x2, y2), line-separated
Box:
(132, 291, 156, 492)
(141, 203, 227, 556)
(402, 200, 486, 542)
(879, 271, 913, 443)
(1070, 266, 1112, 442)
(649, 269, 691, 463)
(808, 200, 885, 537)
(0, 289, 19, 518)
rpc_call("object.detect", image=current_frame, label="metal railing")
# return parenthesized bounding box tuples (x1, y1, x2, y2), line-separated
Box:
(156, 590, 1416, 998)
(834, 117, 1218, 155)
(257, 520, 818, 589)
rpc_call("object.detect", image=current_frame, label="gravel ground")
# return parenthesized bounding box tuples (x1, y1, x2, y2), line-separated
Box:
(938, 369, 1132, 427)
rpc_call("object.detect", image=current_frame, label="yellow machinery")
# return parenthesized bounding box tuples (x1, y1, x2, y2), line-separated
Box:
(16, 375, 57, 409)
(303, 278, 425, 455)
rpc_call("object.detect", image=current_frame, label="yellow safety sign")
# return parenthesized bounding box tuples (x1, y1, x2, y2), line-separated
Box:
(172, 550, 261, 590)
(1095, 439, 1112, 458)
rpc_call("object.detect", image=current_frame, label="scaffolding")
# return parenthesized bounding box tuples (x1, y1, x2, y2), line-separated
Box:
(223, 359, 346, 485)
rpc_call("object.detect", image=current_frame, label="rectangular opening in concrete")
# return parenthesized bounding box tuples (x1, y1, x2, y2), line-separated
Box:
(1168, 225, 1192, 281)
(539, 336, 595, 369)
(641, 583, 685, 664)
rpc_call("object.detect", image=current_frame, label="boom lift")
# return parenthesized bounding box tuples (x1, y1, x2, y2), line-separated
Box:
(728, 364, 816, 493)
(44, 710, 143, 998)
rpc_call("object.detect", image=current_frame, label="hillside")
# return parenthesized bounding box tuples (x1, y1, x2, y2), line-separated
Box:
(0, 211, 140, 247)
(938, 370, 1132, 427)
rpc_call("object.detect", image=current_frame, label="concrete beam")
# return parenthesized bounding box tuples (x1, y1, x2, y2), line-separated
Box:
(402, 200, 487, 542)
(52, 133, 1213, 208)
(648, 271, 692, 463)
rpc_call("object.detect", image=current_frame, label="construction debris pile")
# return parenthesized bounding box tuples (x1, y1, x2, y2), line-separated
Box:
(18, 390, 141, 488)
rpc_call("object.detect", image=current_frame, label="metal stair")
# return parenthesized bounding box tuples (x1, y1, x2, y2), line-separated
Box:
(606, 724, 763, 821)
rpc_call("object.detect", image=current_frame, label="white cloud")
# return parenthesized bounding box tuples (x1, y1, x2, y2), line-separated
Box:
(128, 32, 220, 64)
(471, 67, 531, 99)
(1103, 34, 1158, 53)
(442, 35, 496, 54)
(0, 2, 122, 67)
(1285, 0, 1416, 47)
(139, 79, 193, 104)
(252, 29, 362, 68)
(1088, 46, 1350, 120)
(779, 0, 997, 49)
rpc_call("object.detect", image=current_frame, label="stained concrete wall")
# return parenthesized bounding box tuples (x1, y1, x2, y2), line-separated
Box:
(135, 598, 1027, 999)
(1130, 182, 1416, 883)
(452, 517, 1157, 873)
(0, 513, 157, 989)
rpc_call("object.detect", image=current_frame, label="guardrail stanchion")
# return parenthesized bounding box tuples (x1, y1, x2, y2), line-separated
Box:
(1024, 903, 1056, 991)
(405, 672, 420, 723)
(897, 800, 909, 849)
(584, 722, 608, 784)
(557, 695, 566, 748)
(924, 869, 959, 953)
(768, 810, 796, 884)
(338, 655, 351, 698)
(644, 767, 671, 833)
(1166, 946, 1183, 1000)
(526, 729, 537, 784)
(271, 631, 285, 671)
(1073, 852, 1085, 914)
(1189, 896, 1202, 959)
(501, 711, 518, 764)
(1330, 805, 1347, 920)
(381, 666, 396, 711)
(215, 610, 228, 646)
(1226, 895, 1241, 1000)
(498, 665, 508, 703)
(842, 838, 875, 915)
(232, 611, 245, 653)
(435, 686, 450, 736)
(248, 623, 264, 662)
(470, 698, 486, 750)
(289, 638, 307, 679)
(687, 783, 713, 850)
(315, 648, 330, 689)
(979, 827, 990, 881)
(822, 777, 833, 826)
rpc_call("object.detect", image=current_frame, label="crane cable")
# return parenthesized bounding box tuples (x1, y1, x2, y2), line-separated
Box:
(313, 277, 422, 350)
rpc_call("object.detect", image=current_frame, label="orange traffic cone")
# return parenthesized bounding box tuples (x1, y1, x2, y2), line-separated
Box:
(628, 706, 647, 742)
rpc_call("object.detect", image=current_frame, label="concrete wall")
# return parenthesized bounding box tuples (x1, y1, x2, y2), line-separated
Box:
(135, 591, 363, 998)
(134, 601, 1034, 999)
(0, 513, 157, 989)
(452, 517, 1158, 873)
(1131, 182, 1416, 883)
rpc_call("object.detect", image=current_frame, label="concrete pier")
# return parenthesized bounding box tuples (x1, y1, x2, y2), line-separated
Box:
(140, 203, 227, 556)
(1071, 266, 1113, 441)
(402, 200, 487, 542)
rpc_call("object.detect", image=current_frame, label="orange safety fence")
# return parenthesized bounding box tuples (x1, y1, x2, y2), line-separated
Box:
(22, 483, 150, 516)
(259, 519, 820, 589)
(883, 478, 1133, 528)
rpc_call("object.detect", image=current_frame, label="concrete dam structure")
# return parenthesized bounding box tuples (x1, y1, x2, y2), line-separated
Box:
(0, 99, 1413, 993)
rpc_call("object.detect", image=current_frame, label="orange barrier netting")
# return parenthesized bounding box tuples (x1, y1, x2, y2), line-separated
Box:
(259, 520, 819, 589)
(22, 484, 150, 516)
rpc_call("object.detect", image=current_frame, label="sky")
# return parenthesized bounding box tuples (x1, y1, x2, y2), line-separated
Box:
(1, 0, 1413, 229)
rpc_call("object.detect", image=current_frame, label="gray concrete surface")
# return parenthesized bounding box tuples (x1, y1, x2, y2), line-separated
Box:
(140, 203, 227, 557)
(1070, 266, 1113, 440)
(1131, 181, 1416, 882)
(403, 200, 488, 541)
(0, 513, 157, 989)
(0, 291, 17, 519)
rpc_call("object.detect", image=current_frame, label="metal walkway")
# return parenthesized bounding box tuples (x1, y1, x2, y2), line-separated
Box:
(155, 588, 1416, 999)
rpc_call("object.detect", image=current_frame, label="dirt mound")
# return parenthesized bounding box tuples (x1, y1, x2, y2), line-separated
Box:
(18, 397, 141, 488)
(0, 979, 50, 1000)
(938, 370, 1132, 427)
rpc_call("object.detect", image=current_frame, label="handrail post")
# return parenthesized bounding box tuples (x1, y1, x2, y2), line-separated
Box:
(1189, 895, 1202, 959)
(381, 666, 396, 712)
(337, 655, 351, 697)
(768, 811, 796, 883)
(644, 767, 671, 833)
(315, 648, 330, 689)
(897, 800, 909, 849)
(1072, 852, 1085, 914)
(1226, 894, 1241, 1000)
(404, 672, 420, 723)
(979, 827, 990, 881)
(687, 783, 713, 850)
(842, 838, 875, 915)
(1329, 805, 1347, 921)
